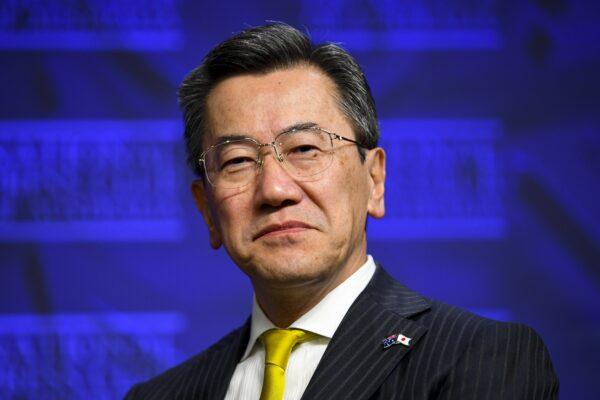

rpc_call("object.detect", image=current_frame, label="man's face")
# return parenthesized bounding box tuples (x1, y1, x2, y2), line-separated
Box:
(192, 65, 385, 292)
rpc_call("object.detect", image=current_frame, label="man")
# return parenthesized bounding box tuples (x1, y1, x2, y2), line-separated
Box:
(126, 23, 558, 399)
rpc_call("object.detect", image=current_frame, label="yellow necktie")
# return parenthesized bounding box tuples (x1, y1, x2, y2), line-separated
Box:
(259, 328, 316, 400)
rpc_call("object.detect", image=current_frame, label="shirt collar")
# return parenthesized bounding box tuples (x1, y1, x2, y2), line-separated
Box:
(241, 255, 377, 360)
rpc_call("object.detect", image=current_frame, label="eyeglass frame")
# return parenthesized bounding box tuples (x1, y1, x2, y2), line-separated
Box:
(198, 126, 368, 188)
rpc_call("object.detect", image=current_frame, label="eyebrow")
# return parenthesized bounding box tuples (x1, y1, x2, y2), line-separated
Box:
(211, 134, 251, 147)
(211, 122, 320, 146)
(280, 121, 319, 133)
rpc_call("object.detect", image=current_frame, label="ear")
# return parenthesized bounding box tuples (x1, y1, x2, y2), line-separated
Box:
(365, 147, 385, 219)
(191, 179, 222, 249)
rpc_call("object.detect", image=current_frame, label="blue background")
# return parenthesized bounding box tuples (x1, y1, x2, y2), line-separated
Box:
(0, 1, 599, 399)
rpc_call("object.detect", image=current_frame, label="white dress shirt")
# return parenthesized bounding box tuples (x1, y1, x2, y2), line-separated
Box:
(224, 255, 376, 400)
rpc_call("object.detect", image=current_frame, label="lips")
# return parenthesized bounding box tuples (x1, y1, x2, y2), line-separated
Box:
(254, 221, 314, 240)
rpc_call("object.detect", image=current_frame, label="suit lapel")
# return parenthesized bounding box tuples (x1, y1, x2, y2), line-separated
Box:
(301, 266, 430, 400)
(204, 319, 251, 400)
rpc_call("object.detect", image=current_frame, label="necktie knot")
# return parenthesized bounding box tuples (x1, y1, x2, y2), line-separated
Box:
(261, 328, 315, 370)
(259, 328, 316, 400)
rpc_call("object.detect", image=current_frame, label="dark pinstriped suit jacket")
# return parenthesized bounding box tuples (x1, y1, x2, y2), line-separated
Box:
(125, 266, 559, 399)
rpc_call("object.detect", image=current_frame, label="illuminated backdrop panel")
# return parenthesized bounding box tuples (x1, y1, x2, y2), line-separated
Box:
(0, 0, 598, 399)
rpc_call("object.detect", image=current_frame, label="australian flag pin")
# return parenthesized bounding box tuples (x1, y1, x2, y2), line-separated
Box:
(382, 333, 412, 349)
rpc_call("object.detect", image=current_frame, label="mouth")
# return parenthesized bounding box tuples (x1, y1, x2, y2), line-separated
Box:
(254, 221, 314, 240)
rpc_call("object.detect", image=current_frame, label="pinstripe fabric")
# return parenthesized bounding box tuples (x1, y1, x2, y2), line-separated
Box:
(124, 265, 559, 399)
(225, 256, 375, 400)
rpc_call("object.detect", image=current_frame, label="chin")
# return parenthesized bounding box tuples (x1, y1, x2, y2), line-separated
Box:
(251, 256, 330, 287)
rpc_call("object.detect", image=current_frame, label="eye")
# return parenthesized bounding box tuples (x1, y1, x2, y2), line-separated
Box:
(293, 144, 318, 153)
(220, 156, 255, 171)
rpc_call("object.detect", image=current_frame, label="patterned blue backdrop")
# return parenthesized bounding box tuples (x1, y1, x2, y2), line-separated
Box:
(1, 1, 599, 399)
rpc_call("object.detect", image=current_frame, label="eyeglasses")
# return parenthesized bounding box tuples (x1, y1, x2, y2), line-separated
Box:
(199, 126, 365, 189)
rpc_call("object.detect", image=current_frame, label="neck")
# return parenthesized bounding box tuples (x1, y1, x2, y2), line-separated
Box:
(253, 248, 367, 328)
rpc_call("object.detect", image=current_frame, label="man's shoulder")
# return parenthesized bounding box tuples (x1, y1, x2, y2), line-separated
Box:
(420, 297, 517, 329)
(371, 266, 544, 340)
(124, 323, 248, 400)
(370, 267, 553, 364)
(417, 299, 558, 396)
(367, 272, 558, 397)
(420, 297, 547, 346)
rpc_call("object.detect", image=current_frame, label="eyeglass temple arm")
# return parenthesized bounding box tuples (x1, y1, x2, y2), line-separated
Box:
(331, 133, 368, 149)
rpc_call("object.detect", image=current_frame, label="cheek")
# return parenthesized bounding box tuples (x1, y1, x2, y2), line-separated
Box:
(334, 154, 369, 198)
(215, 197, 251, 238)
(319, 166, 368, 225)
(335, 165, 370, 222)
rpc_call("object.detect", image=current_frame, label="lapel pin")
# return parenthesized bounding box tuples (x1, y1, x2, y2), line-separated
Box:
(382, 333, 412, 349)
(397, 334, 412, 346)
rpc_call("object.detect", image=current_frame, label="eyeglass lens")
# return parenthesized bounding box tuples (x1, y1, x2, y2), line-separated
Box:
(204, 128, 334, 188)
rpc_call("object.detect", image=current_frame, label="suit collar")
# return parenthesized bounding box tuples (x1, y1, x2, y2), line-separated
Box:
(205, 265, 431, 400)
(363, 263, 431, 318)
(242, 256, 378, 360)
(301, 264, 431, 400)
(203, 319, 251, 400)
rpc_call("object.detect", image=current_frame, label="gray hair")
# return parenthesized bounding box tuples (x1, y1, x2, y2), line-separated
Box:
(178, 23, 380, 176)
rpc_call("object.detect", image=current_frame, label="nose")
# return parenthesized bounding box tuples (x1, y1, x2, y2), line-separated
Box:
(254, 150, 303, 209)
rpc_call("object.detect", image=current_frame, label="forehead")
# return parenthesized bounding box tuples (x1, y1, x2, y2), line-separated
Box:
(204, 65, 348, 144)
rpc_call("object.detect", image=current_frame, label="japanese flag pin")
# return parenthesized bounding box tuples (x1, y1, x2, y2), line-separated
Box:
(397, 333, 411, 346)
